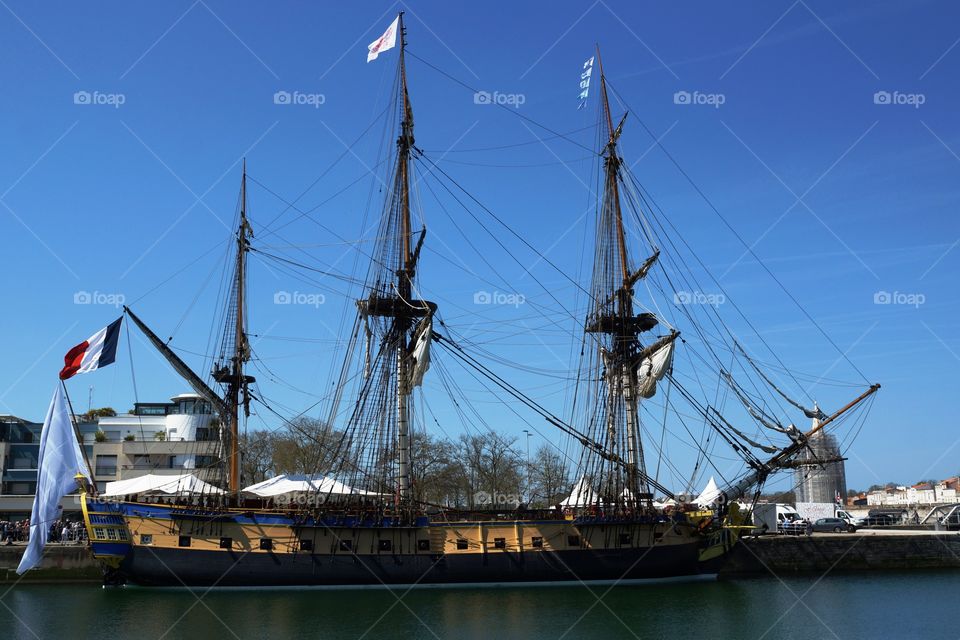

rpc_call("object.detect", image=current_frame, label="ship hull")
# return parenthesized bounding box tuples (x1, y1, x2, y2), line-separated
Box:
(81, 497, 737, 588)
(114, 540, 708, 587)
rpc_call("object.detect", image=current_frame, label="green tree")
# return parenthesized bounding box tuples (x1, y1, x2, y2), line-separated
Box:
(82, 407, 117, 422)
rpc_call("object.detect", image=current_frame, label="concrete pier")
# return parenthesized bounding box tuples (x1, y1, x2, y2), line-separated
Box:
(0, 544, 100, 583)
(721, 529, 960, 576)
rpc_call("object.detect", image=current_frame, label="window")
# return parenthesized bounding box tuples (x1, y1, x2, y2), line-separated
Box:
(493, 537, 506, 549)
(378, 539, 392, 552)
(300, 539, 313, 552)
(567, 535, 580, 547)
(8, 482, 34, 495)
(106, 528, 118, 541)
(136, 405, 167, 416)
(259, 539, 273, 551)
(219, 537, 232, 549)
(140, 534, 153, 545)
(531, 536, 543, 548)
(178, 535, 191, 547)
(9, 446, 38, 469)
(93, 528, 107, 540)
(619, 533, 632, 546)
(94, 455, 118, 477)
(417, 539, 430, 551)
(339, 539, 353, 552)
(456, 538, 469, 550)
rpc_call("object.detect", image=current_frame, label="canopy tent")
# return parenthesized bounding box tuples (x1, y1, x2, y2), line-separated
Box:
(694, 476, 722, 507)
(242, 474, 379, 498)
(102, 473, 223, 497)
(559, 477, 599, 508)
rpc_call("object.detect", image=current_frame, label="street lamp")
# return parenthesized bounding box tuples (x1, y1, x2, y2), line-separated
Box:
(523, 430, 531, 505)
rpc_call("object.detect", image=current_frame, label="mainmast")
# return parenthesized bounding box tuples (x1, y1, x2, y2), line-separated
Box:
(395, 12, 414, 504)
(214, 160, 254, 496)
(357, 12, 434, 509)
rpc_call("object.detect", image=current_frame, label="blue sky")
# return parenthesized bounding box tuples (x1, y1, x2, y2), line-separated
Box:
(1, 0, 958, 492)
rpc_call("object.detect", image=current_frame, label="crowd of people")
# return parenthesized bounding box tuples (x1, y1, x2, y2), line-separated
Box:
(0, 517, 87, 545)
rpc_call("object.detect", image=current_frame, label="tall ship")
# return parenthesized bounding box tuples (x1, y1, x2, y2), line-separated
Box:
(76, 14, 878, 587)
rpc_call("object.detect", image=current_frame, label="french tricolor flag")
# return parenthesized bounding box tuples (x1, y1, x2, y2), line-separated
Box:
(59, 317, 123, 380)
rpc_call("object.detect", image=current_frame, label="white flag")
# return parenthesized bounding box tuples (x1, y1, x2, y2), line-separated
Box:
(367, 16, 399, 62)
(17, 384, 91, 574)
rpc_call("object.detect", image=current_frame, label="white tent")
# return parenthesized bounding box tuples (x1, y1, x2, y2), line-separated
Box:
(242, 474, 378, 498)
(559, 477, 599, 508)
(694, 476, 722, 507)
(102, 473, 223, 497)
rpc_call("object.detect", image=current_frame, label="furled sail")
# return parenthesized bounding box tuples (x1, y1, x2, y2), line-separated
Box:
(709, 406, 781, 454)
(637, 340, 674, 398)
(723, 371, 801, 441)
(410, 316, 433, 388)
(736, 342, 826, 420)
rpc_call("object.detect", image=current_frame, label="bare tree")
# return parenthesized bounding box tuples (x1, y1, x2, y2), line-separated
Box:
(410, 433, 463, 507)
(240, 429, 275, 485)
(458, 432, 523, 508)
(272, 417, 342, 475)
(528, 445, 570, 508)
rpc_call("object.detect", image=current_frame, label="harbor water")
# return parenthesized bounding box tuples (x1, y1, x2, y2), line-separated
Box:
(0, 570, 952, 639)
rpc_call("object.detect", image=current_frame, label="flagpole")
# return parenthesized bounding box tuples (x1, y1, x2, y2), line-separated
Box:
(61, 380, 97, 494)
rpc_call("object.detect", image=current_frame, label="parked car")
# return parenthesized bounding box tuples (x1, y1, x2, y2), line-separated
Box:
(812, 517, 856, 533)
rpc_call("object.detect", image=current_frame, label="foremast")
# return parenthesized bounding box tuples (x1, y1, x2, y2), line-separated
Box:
(123, 163, 254, 498)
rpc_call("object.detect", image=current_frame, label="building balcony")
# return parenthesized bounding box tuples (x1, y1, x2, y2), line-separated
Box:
(120, 440, 221, 456)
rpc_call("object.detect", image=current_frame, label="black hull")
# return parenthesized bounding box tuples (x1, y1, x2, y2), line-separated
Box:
(118, 543, 711, 587)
